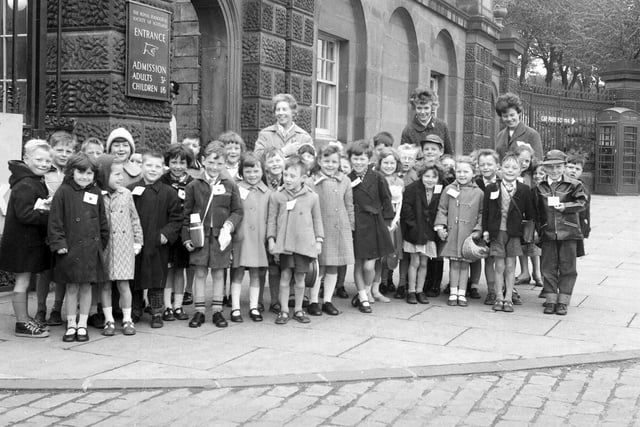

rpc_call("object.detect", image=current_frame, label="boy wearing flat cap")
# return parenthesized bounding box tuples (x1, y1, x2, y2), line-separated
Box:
(533, 149, 587, 316)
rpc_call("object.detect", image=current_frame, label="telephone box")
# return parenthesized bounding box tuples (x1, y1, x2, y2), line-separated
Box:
(595, 107, 640, 195)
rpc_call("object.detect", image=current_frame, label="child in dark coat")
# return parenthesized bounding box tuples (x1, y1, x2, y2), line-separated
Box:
(129, 152, 183, 328)
(0, 140, 53, 338)
(482, 153, 535, 312)
(48, 153, 109, 342)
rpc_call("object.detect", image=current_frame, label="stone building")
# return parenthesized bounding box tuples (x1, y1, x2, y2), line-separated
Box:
(7, 0, 523, 154)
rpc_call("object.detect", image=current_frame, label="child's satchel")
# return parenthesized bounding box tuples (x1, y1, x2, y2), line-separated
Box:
(521, 220, 535, 244)
(189, 190, 215, 248)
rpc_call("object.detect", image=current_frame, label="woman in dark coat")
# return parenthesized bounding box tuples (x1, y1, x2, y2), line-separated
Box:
(0, 140, 53, 338)
(494, 92, 543, 161)
(347, 140, 394, 313)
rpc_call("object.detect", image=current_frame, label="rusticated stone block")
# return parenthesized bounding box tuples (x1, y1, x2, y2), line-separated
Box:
(262, 2, 274, 32)
(243, 1, 261, 31)
(242, 131, 259, 151)
(274, 70, 286, 94)
(259, 99, 275, 129)
(295, 106, 312, 133)
(302, 78, 312, 105)
(242, 33, 261, 64)
(143, 123, 171, 152)
(290, 11, 304, 43)
(274, 5, 288, 37)
(286, 42, 313, 75)
(47, 77, 111, 115)
(47, 31, 125, 73)
(260, 68, 274, 97)
(262, 34, 287, 68)
(241, 99, 259, 129)
(242, 65, 260, 97)
(303, 17, 314, 45)
(174, 35, 199, 57)
(292, 0, 314, 14)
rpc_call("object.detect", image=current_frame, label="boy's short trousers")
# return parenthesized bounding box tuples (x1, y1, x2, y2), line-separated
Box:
(189, 232, 232, 269)
(279, 253, 313, 273)
(522, 241, 541, 257)
(490, 231, 523, 257)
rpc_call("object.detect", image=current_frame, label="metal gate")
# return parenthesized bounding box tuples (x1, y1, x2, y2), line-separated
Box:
(519, 83, 615, 171)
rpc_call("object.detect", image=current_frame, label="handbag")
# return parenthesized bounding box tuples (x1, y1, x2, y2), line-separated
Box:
(189, 189, 215, 248)
(521, 219, 535, 244)
(461, 235, 489, 262)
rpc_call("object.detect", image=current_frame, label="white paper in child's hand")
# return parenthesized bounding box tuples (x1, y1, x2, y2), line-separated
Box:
(238, 186, 249, 200)
(190, 213, 201, 223)
(211, 184, 225, 195)
(547, 196, 560, 206)
(34, 198, 49, 210)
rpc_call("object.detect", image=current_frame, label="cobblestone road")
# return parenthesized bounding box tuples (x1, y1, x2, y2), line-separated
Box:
(2, 360, 640, 426)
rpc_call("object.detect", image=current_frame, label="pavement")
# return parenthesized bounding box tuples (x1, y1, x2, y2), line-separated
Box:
(1, 195, 640, 391)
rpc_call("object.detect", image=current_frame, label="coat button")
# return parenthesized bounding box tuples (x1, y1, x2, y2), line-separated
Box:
(75, 217, 80, 222)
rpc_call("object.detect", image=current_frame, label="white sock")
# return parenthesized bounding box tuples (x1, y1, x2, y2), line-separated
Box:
(77, 314, 88, 329)
(103, 306, 114, 324)
(231, 282, 241, 311)
(309, 280, 320, 304)
(173, 293, 184, 309)
(122, 308, 132, 323)
(163, 288, 172, 309)
(66, 315, 77, 329)
(358, 289, 368, 302)
(249, 286, 260, 310)
(323, 273, 337, 303)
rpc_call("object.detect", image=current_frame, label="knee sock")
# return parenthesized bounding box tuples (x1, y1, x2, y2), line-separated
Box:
(173, 293, 184, 309)
(12, 291, 28, 323)
(231, 283, 241, 311)
(309, 281, 320, 304)
(163, 288, 172, 309)
(122, 308, 132, 323)
(66, 315, 77, 333)
(148, 289, 164, 314)
(323, 274, 337, 304)
(294, 286, 304, 312)
(103, 306, 114, 324)
(249, 286, 260, 310)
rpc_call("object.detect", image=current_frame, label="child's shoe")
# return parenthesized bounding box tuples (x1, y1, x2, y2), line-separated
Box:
(230, 309, 243, 323)
(173, 307, 189, 320)
(183, 292, 193, 305)
(75, 327, 89, 342)
(102, 321, 116, 336)
(15, 320, 49, 338)
(335, 286, 349, 299)
(543, 303, 556, 314)
(406, 292, 418, 304)
(123, 321, 136, 335)
(307, 303, 322, 316)
(394, 286, 406, 299)
(502, 301, 514, 313)
(88, 312, 106, 329)
(416, 292, 429, 304)
(275, 311, 290, 324)
(47, 310, 63, 326)
(212, 311, 228, 328)
(249, 308, 263, 322)
(162, 308, 175, 321)
(189, 312, 205, 328)
(269, 302, 281, 315)
(373, 292, 391, 303)
(512, 290, 523, 305)
(467, 287, 481, 299)
(34, 310, 47, 326)
(30, 315, 49, 331)
(555, 303, 568, 315)
(484, 292, 497, 306)
(293, 310, 310, 323)
(150, 314, 163, 328)
(322, 302, 339, 316)
(425, 287, 440, 298)
(457, 295, 468, 307)
(492, 300, 504, 311)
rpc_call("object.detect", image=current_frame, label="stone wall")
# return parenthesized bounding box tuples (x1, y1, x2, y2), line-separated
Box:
(46, 0, 173, 152)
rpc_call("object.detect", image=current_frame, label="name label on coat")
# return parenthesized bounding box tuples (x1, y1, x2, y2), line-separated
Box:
(211, 184, 225, 195)
(447, 188, 459, 198)
(178, 189, 186, 200)
(238, 187, 249, 200)
(132, 186, 145, 196)
(548, 196, 560, 206)
(490, 191, 499, 200)
(351, 177, 362, 188)
(83, 192, 98, 205)
(434, 185, 443, 194)
(286, 199, 297, 211)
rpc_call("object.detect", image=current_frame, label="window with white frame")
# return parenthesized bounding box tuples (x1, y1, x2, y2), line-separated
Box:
(1, 1, 28, 115)
(316, 36, 339, 138)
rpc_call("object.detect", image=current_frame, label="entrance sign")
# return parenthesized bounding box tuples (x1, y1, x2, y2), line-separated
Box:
(126, 1, 171, 101)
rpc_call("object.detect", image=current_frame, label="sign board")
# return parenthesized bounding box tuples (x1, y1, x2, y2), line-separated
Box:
(126, 1, 171, 101)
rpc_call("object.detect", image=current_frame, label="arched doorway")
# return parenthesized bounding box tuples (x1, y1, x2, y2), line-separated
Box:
(380, 8, 419, 142)
(432, 29, 458, 145)
(172, 0, 241, 143)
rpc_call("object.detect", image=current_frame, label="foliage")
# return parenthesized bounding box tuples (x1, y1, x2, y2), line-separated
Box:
(501, 0, 640, 90)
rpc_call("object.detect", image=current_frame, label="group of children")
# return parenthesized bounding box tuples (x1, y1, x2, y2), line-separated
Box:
(1, 88, 589, 342)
